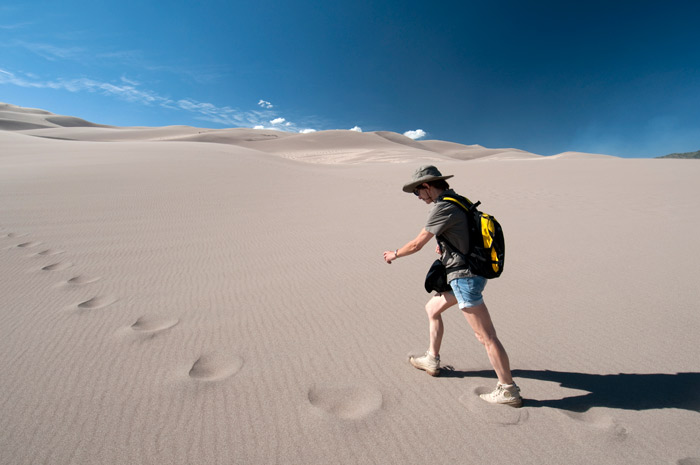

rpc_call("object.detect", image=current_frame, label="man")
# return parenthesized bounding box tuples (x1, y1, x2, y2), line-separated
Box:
(383, 165, 522, 407)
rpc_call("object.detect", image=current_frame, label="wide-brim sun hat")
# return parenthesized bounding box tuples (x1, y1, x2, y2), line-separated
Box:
(402, 165, 454, 193)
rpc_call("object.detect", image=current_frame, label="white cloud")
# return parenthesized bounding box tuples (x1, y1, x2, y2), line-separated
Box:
(0, 68, 19, 82)
(349, 126, 362, 132)
(120, 75, 140, 86)
(5, 37, 222, 85)
(0, 69, 172, 106)
(404, 129, 427, 140)
(12, 40, 84, 61)
(0, 67, 327, 132)
(299, 129, 317, 134)
(0, 68, 271, 127)
(176, 99, 251, 126)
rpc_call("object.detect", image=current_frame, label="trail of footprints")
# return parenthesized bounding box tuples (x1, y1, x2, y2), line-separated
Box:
(3, 227, 384, 420)
(0, 229, 644, 430)
(0, 229, 613, 426)
(4, 228, 186, 332)
(6, 230, 116, 311)
(3, 229, 241, 385)
(10, 226, 399, 421)
(5, 229, 173, 333)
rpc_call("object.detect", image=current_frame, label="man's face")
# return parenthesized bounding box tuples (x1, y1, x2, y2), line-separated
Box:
(414, 184, 432, 204)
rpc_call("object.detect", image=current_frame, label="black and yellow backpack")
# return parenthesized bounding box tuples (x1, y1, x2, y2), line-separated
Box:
(438, 193, 505, 279)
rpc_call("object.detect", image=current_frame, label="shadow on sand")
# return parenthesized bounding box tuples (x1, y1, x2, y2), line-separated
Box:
(440, 368, 700, 413)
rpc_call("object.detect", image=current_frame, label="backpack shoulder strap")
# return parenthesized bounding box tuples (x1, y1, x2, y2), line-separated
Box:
(441, 196, 469, 211)
(439, 193, 480, 212)
(435, 193, 473, 265)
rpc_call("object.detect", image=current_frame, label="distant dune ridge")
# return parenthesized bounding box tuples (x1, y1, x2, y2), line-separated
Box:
(0, 102, 110, 131)
(0, 102, 614, 161)
(1, 102, 700, 465)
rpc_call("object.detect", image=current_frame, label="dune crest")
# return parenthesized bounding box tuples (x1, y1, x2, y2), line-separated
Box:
(549, 151, 619, 160)
(0, 102, 110, 131)
(3, 102, 620, 163)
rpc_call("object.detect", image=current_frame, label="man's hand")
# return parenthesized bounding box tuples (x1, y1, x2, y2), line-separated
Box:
(383, 250, 397, 264)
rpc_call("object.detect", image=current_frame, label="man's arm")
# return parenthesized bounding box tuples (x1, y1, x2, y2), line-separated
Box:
(383, 228, 435, 264)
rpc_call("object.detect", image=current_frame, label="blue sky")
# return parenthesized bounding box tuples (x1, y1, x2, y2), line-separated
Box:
(1, 0, 698, 157)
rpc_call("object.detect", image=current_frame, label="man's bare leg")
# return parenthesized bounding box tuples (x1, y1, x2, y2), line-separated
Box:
(425, 292, 457, 356)
(409, 293, 457, 376)
(461, 302, 513, 385)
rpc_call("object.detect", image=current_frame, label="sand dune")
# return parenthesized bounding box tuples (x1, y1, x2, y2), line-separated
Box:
(0, 102, 110, 130)
(421, 140, 541, 160)
(549, 151, 620, 160)
(2, 102, 622, 163)
(1, 103, 699, 465)
(1, 101, 548, 163)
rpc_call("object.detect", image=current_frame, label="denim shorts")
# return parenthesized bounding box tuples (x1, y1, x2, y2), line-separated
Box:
(449, 275, 487, 309)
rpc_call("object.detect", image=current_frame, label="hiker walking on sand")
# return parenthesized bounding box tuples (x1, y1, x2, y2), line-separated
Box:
(383, 165, 522, 407)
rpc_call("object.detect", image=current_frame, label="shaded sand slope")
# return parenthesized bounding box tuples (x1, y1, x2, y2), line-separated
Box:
(0, 102, 109, 130)
(1, 112, 699, 465)
(421, 140, 541, 160)
(215, 129, 449, 163)
(549, 151, 619, 160)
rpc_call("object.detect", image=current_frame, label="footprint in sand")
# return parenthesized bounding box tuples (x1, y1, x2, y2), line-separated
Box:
(78, 296, 117, 310)
(17, 241, 42, 249)
(6, 232, 29, 238)
(561, 410, 629, 442)
(308, 385, 383, 420)
(130, 316, 179, 334)
(68, 275, 101, 285)
(37, 249, 65, 257)
(42, 262, 73, 271)
(188, 353, 244, 381)
(458, 387, 530, 426)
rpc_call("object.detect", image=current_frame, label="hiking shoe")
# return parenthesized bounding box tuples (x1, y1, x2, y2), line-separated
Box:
(479, 383, 522, 407)
(409, 352, 440, 376)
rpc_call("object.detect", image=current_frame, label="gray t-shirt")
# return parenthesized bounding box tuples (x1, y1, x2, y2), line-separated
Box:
(424, 190, 474, 281)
